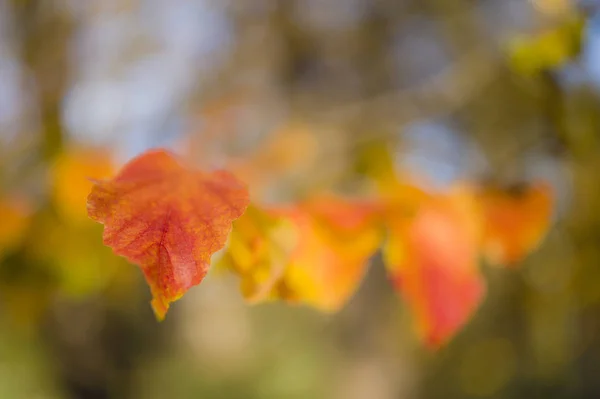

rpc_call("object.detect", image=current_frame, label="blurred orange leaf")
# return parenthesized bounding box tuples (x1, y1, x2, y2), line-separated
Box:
(52, 147, 114, 223)
(87, 149, 249, 319)
(223, 196, 382, 311)
(383, 186, 486, 348)
(366, 144, 554, 347)
(270, 196, 382, 311)
(477, 182, 554, 266)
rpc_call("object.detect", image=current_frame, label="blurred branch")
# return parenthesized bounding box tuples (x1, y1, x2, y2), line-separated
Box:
(11, 0, 73, 161)
(318, 45, 501, 146)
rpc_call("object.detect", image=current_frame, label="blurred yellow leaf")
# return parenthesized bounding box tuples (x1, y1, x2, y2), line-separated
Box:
(217, 204, 298, 303)
(51, 147, 114, 223)
(508, 16, 585, 75)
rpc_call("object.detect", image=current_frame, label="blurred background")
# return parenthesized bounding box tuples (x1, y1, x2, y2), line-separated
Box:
(0, 0, 599, 398)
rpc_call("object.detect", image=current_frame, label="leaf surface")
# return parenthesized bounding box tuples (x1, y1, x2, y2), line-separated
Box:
(273, 196, 382, 311)
(53, 147, 114, 223)
(221, 196, 382, 311)
(217, 204, 297, 302)
(477, 182, 553, 266)
(384, 187, 486, 348)
(87, 149, 249, 319)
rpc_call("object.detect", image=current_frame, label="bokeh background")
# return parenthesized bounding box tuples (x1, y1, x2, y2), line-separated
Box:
(1, 0, 600, 398)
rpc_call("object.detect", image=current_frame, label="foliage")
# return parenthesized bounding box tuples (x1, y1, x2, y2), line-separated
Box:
(86, 146, 553, 348)
(87, 149, 249, 319)
(1, 1, 598, 398)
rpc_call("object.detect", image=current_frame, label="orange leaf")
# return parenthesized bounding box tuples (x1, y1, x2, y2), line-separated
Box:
(477, 182, 553, 266)
(52, 147, 114, 223)
(87, 149, 249, 319)
(274, 196, 383, 311)
(384, 187, 486, 348)
(221, 196, 382, 311)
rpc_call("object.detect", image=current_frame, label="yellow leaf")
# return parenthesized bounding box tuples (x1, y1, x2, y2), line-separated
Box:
(52, 147, 114, 223)
(217, 204, 297, 303)
(508, 16, 585, 75)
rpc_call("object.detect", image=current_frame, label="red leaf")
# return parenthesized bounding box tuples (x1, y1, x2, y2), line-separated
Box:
(87, 149, 249, 319)
(384, 187, 485, 348)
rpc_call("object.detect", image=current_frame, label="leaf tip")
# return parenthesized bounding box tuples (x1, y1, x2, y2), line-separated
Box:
(151, 298, 169, 321)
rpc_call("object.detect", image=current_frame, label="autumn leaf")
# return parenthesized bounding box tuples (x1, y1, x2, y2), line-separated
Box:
(221, 196, 382, 311)
(87, 149, 249, 320)
(383, 186, 486, 348)
(477, 182, 554, 266)
(508, 15, 584, 75)
(217, 204, 297, 303)
(273, 196, 383, 311)
(361, 141, 486, 347)
(52, 147, 114, 223)
(380, 180, 553, 347)
(364, 142, 554, 347)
